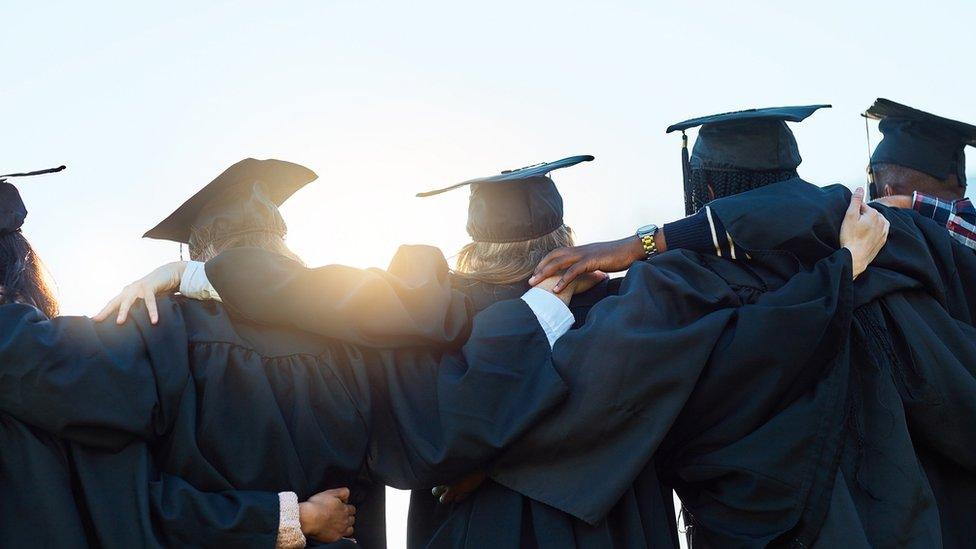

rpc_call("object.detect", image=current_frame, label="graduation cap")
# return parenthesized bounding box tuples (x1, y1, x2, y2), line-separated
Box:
(864, 98, 976, 191)
(143, 158, 317, 245)
(666, 104, 830, 214)
(416, 155, 594, 243)
(0, 165, 66, 235)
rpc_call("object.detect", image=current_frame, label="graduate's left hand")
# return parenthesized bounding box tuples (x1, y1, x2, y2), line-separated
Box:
(841, 187, 890, 279)
(94, 261, 186, 325)
(530, 236, 647, 293)
(431, 470, 487, 505)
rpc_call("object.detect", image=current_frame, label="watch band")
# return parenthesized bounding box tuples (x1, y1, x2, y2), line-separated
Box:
(640, 233, 657, 259)
(636, 224, 659, 259)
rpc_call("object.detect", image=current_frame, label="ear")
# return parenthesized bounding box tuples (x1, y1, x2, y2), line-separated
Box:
(707, 184, 716, 201)
(882, 184, 895, 198)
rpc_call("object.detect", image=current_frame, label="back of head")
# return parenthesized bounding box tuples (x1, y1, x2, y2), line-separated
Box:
(0, 166, 65, 317)
(0, 231, 58, 317)
(865, 98, 975, 200)
(187, 188, 301, 262)
(688, 167, 799, 216)
(872, 162, 963, 201)
(454, 224, 575, 285)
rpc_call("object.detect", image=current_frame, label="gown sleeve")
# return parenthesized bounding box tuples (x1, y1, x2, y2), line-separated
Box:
(204, 245, 473, 349)
(0, 301, 190, 450)
(148, 473, 282, 548)
(339, 298, 570, 490)
(485, 248, 854, 525)
(0, 309, 285, 549)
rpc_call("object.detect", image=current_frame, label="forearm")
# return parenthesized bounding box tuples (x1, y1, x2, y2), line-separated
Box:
(204, 246, 471, 348)
(624, 207, 732, 259)
(660, 207, 739, 257)
(148, 473, 286, 548)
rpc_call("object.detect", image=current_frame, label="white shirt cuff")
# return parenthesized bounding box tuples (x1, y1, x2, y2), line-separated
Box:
(179, 261, 221, 302)
(521, 287, 574, 347)
(276, 491, 306, 549)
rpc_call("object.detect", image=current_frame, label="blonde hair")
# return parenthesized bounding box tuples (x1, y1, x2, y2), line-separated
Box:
(188, 216, 303, 264)
(454, 225, 575, 285)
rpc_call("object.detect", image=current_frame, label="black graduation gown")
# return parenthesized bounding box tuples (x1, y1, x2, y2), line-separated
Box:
(0, 246, 570, 548)
(704, 179, 976, 547)
(205, 249, 682, 549)
(205, 246, 853, 549)
(400, 277, 678, 549)
(473, 247, 855, 548)
(404, 277, 529, 549)
(0, 301, 365, 548)
(423, 180, 976, 548)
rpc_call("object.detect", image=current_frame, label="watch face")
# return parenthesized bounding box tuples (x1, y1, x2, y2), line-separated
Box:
(637, 224, 658, 235)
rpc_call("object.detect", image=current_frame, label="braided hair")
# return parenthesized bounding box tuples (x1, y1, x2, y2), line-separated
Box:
(686, 168, 799, 215)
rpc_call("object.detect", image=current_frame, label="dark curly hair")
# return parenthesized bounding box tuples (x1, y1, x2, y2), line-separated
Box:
(686, 168, 799, 215)
(0, 231, 58, 318)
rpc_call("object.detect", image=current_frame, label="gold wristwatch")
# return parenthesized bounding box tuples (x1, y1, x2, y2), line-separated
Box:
(636, 224, 659, 259)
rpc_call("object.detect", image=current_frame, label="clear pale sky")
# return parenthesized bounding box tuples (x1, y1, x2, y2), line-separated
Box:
(4, 1, 974, 546)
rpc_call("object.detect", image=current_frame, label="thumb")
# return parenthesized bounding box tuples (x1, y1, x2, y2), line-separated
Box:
(847, 187, 865, 218)
(324, 487, 350, 502)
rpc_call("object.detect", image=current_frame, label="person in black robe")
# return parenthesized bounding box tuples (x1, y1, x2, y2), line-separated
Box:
(109, 155, 681, 549)
(0, 166, 359, 548)
(523, 105, 976, 546)
(2, 158, 604, 548)
(0, 163, 362, 548)
(699, 181, 976, 548)
(662, 180, 976, 547)
(864, 99, 976, 251)
(113, 148, 889, 548)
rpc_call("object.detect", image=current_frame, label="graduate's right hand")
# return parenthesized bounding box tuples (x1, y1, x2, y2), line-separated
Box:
(300, 487, 356, 542)
(840, 187, 890, 279)
(94, 261, 186, 325)
(533, 274, 578, 306)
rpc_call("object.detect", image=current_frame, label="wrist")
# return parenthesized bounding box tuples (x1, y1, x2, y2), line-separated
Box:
(625, 236, 647, 262)
(298, 502, 314, 535)
(169, 261, 188, 287)
(844, 246, 866, 279)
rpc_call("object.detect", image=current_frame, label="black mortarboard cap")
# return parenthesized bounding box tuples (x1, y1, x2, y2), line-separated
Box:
(416, 155, 594, 243)
(143, 158, 317, 244)
(865, 98, 976, 187)
(667, 105, 829, 214)
(666, 104, 830, 172)
(0, 165, 66, 235)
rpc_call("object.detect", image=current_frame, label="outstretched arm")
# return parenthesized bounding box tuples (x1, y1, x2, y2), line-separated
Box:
(531, 186, 881, 292)
(97, 245, 473, 349)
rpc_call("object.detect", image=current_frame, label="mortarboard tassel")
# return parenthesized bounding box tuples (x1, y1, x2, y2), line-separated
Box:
(681, 131, 694, 215)
(863, 116, 878, 199)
